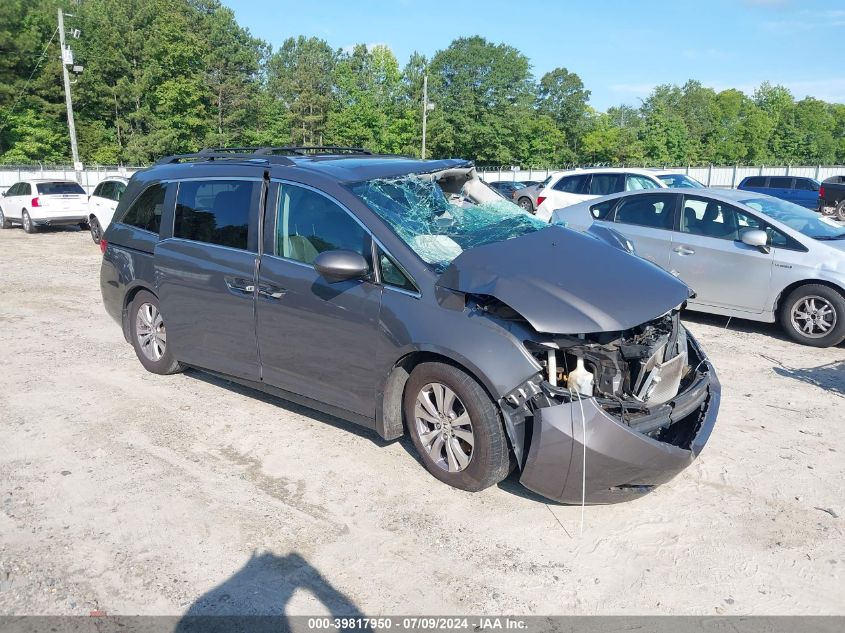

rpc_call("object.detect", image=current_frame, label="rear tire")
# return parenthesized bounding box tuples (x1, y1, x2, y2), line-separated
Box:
(0, 207, 10, 229)
(89, 216, 103, 244)
(518, 197, 534, 213)
(404, 362, 510, 493)
(836, 200, 845, 222)
(779, 284, 845, 348)
(128, 290, 184, 375)
(21, 210, 35, 234)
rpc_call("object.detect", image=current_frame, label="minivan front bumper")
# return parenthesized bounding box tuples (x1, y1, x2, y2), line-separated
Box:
(518, 334, 720, 504)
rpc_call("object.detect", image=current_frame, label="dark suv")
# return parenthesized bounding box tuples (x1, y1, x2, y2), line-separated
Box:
(100, 147, 720, 504)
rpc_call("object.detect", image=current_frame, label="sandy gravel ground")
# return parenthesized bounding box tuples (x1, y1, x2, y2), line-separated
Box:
(0, 227, 843, 617)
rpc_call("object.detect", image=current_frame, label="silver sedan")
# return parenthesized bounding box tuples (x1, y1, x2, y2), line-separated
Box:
(552, 188, 845, 347)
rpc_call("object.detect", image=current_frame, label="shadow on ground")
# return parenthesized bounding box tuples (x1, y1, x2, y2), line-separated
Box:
(175, 552, 371, 632)
(771, 359, 845, 397)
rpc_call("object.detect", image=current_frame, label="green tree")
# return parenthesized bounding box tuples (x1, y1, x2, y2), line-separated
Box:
(536, 67, 590, 153)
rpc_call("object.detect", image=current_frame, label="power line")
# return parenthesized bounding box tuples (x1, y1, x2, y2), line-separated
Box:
(0, 26, 60, 134)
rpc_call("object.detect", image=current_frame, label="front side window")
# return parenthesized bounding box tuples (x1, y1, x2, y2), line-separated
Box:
(794, 178, 819, 191)
(378, 249, 417, 292)
(682, 196, 764, 241)
(175, 180, 255, 250)
(626, 174, 660, 191)
(590, 174, 623, 195)
(659, 174, 704, 189)
(276, 184, 371, 266)
(8, 183, 21, 196)
(743, 177, 766, 188)
(614, 193, 676, 229)
(120, 183, 168, 234)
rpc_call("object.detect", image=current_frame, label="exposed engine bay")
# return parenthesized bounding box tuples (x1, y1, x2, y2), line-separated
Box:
(471, 295, 712, 463)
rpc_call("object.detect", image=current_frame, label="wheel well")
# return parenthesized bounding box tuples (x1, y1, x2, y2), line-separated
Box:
(121, 285, 156, 339)
(775, 279, 845, 315)
(378, 351, 499, 441)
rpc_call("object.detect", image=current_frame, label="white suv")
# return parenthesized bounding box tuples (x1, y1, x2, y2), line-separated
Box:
(534, 168, 667, 221)
(0, 179, 88, 233)
(87, 177, 128, 244)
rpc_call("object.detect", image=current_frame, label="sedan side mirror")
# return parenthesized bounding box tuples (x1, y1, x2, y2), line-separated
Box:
(741, 229, 770, 253)
(313, 250, 370, 283)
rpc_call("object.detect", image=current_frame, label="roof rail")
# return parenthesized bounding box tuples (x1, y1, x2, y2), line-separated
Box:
(154, 146, 374, 166)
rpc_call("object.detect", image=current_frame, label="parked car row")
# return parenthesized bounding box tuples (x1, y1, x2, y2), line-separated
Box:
(0, 177, 128, 240)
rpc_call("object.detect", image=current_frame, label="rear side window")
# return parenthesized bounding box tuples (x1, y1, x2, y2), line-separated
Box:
(36, 182, 85, 195)
(276, 184, 371, 266)
(113, 181, 126, 201)
(18, 183, 31, 195)
(743, 177, 766, 188)
(614, 193, 676, 229)
(553, 174, 589, 194)
(120, 183, 168, 234)
(769, 177, 792, 188)
(590, 174, 624, 195)
(590, 199, 616, 220)
(175, 180, 256, 250)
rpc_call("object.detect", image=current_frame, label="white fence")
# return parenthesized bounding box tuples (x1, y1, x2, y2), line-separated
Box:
(2, 164, 845, 194)
(479, 165, 845, 188)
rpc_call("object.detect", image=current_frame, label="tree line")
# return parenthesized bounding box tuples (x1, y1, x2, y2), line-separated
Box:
(1, 0, 844, 168)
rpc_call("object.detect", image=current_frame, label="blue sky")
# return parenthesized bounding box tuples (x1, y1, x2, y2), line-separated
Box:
(223, 0, 845, 111)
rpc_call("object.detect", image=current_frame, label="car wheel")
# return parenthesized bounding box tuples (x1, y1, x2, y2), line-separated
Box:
(404, 362, 510, 492)
(89, 216, 103, 244)
(518, 197, 534, 213)
(836, 201, 845, 222)
(21, 210, 36, 233)
(0, 207, 10, 229)
(129, 290, 184, 375)
(779, 284, 845, 347)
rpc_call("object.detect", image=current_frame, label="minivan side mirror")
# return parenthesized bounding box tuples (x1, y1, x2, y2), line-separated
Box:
(313, 250, 370, 283)
(741, 229, 770, 253)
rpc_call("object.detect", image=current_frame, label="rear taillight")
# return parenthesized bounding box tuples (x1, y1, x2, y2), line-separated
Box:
(819, 185, 825, 198)
(536, 196, 546, 207)
(31, 197, 40, 207)
(100, 239, 107, 254)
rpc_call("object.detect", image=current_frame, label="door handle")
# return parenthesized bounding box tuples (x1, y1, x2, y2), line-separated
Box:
(257, 283, 286, 300)
(225, 277, 255, 295)
(673, 246, 695, 255)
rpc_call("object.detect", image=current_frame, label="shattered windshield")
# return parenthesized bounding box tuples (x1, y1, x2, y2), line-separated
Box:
(350, 175, 548, 271)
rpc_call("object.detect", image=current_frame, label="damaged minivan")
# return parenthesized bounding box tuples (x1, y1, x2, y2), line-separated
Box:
(100, 147, 720, 504)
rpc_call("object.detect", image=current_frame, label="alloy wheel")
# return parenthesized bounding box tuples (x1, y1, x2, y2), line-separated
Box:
(22, 212, 31, 232)
(135, 302, 167, 361)
(90, 218, 102, 243)
(414, 382, 474, 473)
(790, 295, 837, 339)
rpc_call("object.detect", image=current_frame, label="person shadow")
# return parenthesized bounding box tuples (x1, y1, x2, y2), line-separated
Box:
(174, 552, 372, 633)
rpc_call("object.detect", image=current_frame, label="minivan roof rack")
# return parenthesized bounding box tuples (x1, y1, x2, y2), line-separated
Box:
(154, 146, 374, 166)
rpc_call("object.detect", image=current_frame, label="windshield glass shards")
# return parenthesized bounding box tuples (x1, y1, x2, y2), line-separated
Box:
(350, 175, 548, 271)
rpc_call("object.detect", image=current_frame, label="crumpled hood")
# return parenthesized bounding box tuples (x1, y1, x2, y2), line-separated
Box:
(436, 226, 690, 334)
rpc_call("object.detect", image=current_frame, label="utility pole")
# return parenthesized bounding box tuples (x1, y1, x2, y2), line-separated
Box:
(58, 8, 81, 181)
(421, 74, 428, 159)
(421, 74, 435, 160)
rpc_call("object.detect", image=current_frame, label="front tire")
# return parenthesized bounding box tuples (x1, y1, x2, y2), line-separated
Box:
(128, 290, 184, 375)
(0, 207, 10, 229)
(89, 216, 103, 244)
(21, 210, 35, 234)
(404, 362, 510, 492)
(779, 284, 845, 347)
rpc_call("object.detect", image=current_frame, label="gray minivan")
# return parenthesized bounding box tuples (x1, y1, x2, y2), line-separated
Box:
(100, 147, 720, 504)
